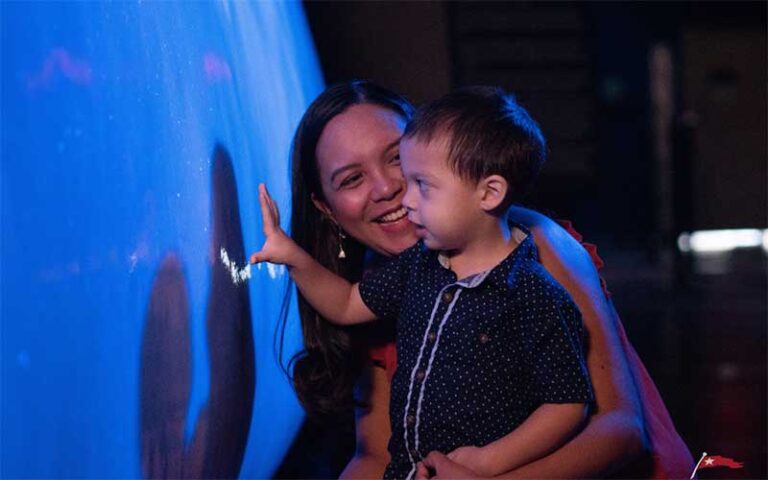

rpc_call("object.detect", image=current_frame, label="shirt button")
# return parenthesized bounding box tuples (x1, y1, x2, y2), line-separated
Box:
(442, 291, 453, 303)
(407, 414, 415, 425)
(479, 333, 490, 344)
(416, 370, 426, 381)
(427, 332, 437, 342)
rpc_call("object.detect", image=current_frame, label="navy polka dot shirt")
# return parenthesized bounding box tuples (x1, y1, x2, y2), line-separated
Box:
(358, 228, 594, 480)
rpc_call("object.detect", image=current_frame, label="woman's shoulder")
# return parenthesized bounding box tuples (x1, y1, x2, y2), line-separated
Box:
(554, 219, 606, 271)
(510, 207, 611, 297)
(368, 341, 397, 383)
(553, 219, 611, 296)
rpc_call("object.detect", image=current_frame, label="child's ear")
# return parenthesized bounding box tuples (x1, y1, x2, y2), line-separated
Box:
(311, 193, 337, 223)
(478, 175, 509, 212)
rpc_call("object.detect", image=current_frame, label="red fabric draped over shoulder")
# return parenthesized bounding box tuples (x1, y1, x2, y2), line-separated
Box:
(368, 220, 693, 479)
(369, 340, 398, 384)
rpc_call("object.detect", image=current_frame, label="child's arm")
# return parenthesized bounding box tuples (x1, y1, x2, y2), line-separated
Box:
(249, 183, 375, 326)
(448, 402, 588, 477)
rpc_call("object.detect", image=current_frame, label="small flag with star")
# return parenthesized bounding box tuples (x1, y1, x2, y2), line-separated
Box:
(690, 452, 744, 478)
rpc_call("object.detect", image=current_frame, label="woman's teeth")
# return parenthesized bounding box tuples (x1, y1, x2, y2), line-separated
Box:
(377, 207, 407, 223)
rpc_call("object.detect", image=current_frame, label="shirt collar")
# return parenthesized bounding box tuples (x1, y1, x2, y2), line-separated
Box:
(436, 222, 536, 290)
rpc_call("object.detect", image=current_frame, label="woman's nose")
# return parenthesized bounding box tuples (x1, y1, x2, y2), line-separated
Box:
(370, 169, 403, 202)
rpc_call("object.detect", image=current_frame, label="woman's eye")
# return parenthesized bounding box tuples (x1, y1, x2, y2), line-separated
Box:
(390, 153, 401, 164)
(340, 173, 362, 188)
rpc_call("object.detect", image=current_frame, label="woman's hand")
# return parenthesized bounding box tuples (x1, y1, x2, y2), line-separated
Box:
(249, 183, 300, 266)
(415, 451, 484, 480)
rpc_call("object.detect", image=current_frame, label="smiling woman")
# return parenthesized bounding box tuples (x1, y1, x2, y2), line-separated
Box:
(313, 103, 417, 257)
(280, 82, 416, 427)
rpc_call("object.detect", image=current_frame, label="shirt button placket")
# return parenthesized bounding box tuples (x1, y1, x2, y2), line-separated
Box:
(442, 289, 454, 303)
(406, 284, 455, 466)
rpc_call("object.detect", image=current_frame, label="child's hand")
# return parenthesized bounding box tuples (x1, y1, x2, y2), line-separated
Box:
(249, 183, 298, 266)
(446, 446, 496, 477)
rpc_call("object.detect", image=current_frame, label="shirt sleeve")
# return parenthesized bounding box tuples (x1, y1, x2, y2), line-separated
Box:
(358, 243, 420, 320)
(523, 276, 594, 405)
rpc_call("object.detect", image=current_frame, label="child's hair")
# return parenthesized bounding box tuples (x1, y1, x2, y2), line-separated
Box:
(403, 86, 547, 211)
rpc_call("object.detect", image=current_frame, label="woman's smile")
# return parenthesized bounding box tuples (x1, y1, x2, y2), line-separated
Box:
(373, 206, 408, 224)
(372, 207, 414, 236)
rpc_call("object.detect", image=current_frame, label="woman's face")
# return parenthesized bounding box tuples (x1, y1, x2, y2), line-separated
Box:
(313, 103, 419, 257)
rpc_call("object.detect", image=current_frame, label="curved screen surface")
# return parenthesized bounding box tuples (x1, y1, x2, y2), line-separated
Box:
(1, 2, 321, 477)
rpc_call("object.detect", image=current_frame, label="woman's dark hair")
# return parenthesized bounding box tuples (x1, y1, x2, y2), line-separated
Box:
(276, 80, 413, 420)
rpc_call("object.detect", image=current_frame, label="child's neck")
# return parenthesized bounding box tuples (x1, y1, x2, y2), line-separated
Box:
(443, 217, 521, 280)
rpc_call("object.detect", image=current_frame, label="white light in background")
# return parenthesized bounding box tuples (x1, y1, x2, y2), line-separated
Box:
(677, 229, 768, 253)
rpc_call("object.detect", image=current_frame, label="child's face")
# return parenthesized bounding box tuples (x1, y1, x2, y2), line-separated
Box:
(400, 135, 484, 252)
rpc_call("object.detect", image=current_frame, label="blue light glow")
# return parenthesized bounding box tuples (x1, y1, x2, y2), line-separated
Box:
(1, 2, 322, 477)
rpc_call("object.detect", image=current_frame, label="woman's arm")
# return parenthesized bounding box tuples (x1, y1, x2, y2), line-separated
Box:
(504, 207, 647, 479)
(447, 403, 588, 477)
(339, 364, 392, 479)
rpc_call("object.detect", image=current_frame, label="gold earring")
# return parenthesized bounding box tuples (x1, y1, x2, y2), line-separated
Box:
(338, 227, 347, 259)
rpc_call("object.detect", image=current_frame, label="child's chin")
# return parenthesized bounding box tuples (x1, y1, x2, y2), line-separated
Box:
(422, 238, 441, 250)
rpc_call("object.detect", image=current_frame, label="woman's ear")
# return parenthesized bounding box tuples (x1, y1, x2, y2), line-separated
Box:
(478, 175, 509, 212)
(310, 192, 337, 223)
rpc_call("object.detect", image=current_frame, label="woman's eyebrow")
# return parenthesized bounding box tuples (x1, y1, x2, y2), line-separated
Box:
(384, 139, 401, 152)
(330, 163, 362, 183)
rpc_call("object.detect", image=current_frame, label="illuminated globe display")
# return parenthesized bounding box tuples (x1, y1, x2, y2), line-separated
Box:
(1, 2, 321, 477)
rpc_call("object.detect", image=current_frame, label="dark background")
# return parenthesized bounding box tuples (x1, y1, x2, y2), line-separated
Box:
(277, 2, 767, 478)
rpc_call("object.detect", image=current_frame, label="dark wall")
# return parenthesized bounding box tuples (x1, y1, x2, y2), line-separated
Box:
(680, 19, 767, 229)
(302, 1, 451, 105)
(302, 1, 767, 242)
